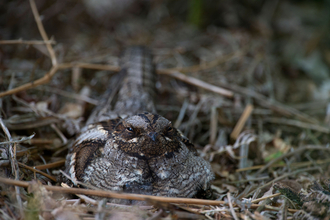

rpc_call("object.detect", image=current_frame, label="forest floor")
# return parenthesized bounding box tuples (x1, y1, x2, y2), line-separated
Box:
(1, 0, 330, 219)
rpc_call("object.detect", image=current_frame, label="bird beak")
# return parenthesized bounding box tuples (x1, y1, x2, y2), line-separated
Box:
(148, 132, 158, 141)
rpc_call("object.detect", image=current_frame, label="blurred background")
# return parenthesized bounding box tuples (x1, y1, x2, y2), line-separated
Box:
(1, 0, 330, 102)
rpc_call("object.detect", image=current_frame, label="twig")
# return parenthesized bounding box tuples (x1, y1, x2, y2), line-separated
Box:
(251, 193, 281, 203)
(33, 159, 66, 170)
(29, 0, 57, 66)
(0, 119, 15, 174)
(183, 98, 203, 137)
(158, 68, 320, 125)
(3, 202, 16, 219)
(158, 69, 234, 98)
(209, 106, 218, 145)
(0, 133, 35, 145)
(71, 62, 120, 71)
(174, 99, 189, 128)
(236, 158, 330, 172)
(0, 64, 66, 98)
(62, 183, 98, 205)
(0, 177, 226, 205)
(255, 145, 330, 175)
(213, 176, 269, 184)
(264, 117, 330, 133)
(0, 209, 13, 220)
(35, 86, 99, 105)
(227, 193, 239, 220)
(214, 79, 318, 124)
(17, 162, 57, 182)
(0, 63, 118, 98)
(5, 117, 60, 130)
(0, 177, 299, 213)
(50, 123, 67, 145)
(230, 104, 254, 140)
(0, 39, 56, 45)
(168, 50, 245, 73)
(26, 138, 54, 145)
(251, 167, 321, 195)
(279, 198, 288, 220)
(0, 119, 24, 218)
(255, 198, 270, 213)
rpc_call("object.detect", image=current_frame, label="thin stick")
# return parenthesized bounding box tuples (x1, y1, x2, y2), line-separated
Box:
(174, 99, 189, 128)
(26, 138, 54, 145)
(251, 193, 281, 203)
(35, 86, 98, 105)
(0, 177, 225, 205)
(29, 0, 57, 66)
(4, 202, 15, 219)
(5, 117, 60, 130)
(255, 145, 330, 175)
(33, 159, 66, 170)
(17, 162, 57, 182)
(168, 50, 245, 73)
(0, 63, 117, 98)
(230, 104, 254, 140)
(227, 193, 239, 220)
(209, 106, 218, 145)
(158, 70, 234, 98)
(62, 183, 98, 205)
(0, 177, 299, 213)
(0, 39, 56, 45)
(0, 119, 15, 174)
(264, 117, 330, 134)
(214, 79, 318, 124)
(0, 133, 35, 145)
(236, 158, 330, 172)
(0, 65, 58, 98)
(158, 69, 318, 124)
(72, 62, 120, 71)
(251, 167, 320, 195)
(0, 119, 24, 217)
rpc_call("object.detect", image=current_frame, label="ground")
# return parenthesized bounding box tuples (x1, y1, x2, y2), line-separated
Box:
(1, 0, 330, 219)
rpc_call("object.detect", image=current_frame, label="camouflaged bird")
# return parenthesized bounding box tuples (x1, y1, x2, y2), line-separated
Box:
(63, 46, 214, 202)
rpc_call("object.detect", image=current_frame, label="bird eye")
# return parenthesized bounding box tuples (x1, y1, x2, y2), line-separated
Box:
(126, 127, 133, 132)
(167, 126, 173, 132)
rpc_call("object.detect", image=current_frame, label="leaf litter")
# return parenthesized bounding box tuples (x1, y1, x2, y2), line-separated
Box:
(1, 0, 330, 219)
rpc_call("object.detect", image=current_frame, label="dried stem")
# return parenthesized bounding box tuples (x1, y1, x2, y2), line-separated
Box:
(0, 119, 24, 217)
(227, 193, 239, 220)
(255, 145, 330, 175)
(251, 193, 281, 203)
(236, 158, 330, 172)
(0, 177, 299, 213)
(158, 69, 234, 98)
(33, 159, 66, 170)
(0, 39, 56, 45)
(251, 167, 321, 195)
(0, 63, 116, 98)
(230, 104, 254, 140)
(17, 162, 57, 182)
(264, 117, 330, 133)
(29, 0, 57, 66)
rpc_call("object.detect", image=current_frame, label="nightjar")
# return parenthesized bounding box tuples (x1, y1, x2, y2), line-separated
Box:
(63, 46, 214, 201)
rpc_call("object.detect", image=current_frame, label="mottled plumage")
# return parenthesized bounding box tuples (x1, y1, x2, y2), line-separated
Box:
(86, 46, 156, 124)
(63, 46, 214, 202)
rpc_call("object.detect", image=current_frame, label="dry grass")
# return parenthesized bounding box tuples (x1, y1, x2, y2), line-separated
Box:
(1, 0, 330, 219)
